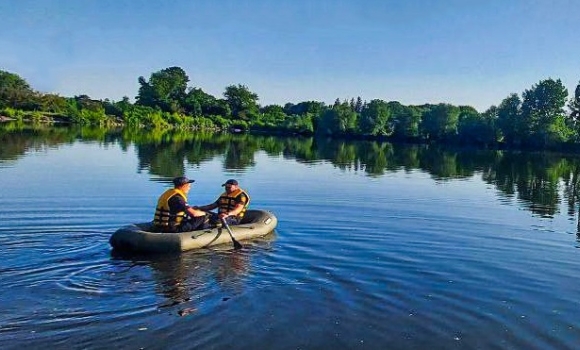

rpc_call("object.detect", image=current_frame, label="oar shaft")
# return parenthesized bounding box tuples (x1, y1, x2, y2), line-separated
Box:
(221, 218, 243, 249)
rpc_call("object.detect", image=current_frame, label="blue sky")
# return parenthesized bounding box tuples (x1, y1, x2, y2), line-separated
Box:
(1, 0, 578, 111)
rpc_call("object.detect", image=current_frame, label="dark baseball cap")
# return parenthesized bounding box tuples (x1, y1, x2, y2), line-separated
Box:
(173, 176, 195, 187)
(222, 179, 238, 186)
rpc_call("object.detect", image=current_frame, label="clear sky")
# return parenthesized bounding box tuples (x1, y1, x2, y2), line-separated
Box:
(1, 0, 578, 112)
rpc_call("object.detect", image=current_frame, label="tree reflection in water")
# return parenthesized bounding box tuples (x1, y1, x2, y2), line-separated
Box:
(4, 122, 580, 230)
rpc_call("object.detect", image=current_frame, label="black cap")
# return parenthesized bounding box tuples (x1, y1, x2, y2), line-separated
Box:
(173, 176, 195, 187)
(221, 179, 238, 186)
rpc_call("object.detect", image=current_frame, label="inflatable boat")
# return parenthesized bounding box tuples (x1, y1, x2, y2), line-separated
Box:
(110, 209, 277, 253)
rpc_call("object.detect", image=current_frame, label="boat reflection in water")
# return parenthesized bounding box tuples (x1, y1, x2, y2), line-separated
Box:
(109, 232, 276, 316)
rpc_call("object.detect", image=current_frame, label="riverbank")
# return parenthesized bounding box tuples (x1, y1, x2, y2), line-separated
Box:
(0, 113, 124, 126)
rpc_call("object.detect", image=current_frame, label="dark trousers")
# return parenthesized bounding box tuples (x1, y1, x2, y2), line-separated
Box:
(178, 215, 208, 232)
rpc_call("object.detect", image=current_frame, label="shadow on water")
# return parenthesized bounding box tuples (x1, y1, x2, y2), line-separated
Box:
(4, 122, 580, 230)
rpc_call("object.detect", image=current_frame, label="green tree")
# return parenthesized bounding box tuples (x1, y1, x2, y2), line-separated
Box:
(0, 70, 34, 109)
(520, 78, 569, 146)
(114, 96, 132, 115)
(568, 81, 580, 141)
(359, 99, 391, 136)
(136, 66, 189, 113)
(223, 84, 259, 121)
(65, 95, 107, 124)
(420, 103, 460, 141)
(496, 93, 522, 146)
(282, 113, 315, 134)
(283, 101, 325, 116)
(390, 102, 421, 140)
(354, 97, 364, 113)
(456, 106, 497, 146)
(122, 104, 156, 126)
(283, 101, 325, 132)
(208, 99, 232, 119)
(317, 102, 358, 135)
(479, 105, 501, 145)
(182, 87, 204, 117)
(38, 93, 68, 114)
(258, 104, 287, 128)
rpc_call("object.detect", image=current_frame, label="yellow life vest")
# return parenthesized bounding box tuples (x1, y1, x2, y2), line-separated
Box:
(217, 188, 250, 218)
(153, 188, 188, 230)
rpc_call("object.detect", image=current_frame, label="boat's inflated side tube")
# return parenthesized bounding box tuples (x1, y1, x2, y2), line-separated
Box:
(110, 209, 277, 253)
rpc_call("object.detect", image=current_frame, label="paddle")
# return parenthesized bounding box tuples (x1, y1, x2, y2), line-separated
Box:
(221, 217, 243, 250)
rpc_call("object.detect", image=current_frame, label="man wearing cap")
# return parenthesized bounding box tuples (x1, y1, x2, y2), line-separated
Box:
(195, 179, 250, 226)
(153, 176, 209, 232)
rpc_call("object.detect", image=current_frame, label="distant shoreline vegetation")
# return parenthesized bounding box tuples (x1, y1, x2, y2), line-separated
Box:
(1, 67, 579, 151)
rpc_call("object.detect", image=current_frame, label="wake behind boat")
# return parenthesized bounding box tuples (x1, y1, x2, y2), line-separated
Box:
(110, 209, 277, 253)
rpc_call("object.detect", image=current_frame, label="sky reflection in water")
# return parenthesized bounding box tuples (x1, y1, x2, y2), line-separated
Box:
(1, 125, 580, 349)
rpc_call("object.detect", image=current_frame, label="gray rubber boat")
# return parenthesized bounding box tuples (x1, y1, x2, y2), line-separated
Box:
(110, 209, 277, 253)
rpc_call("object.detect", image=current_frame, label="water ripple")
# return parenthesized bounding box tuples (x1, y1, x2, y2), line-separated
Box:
(2, 146, 580, 349)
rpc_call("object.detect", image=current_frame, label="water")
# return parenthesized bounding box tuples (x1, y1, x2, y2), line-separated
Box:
(1, 124, 580, 349)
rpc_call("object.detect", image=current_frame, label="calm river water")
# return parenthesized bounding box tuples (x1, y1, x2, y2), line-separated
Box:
(1, 124, 580, 349)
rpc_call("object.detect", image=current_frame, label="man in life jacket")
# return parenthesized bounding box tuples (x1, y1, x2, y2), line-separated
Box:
(194, 179, 250, 226)
(153, 176, 209, 233)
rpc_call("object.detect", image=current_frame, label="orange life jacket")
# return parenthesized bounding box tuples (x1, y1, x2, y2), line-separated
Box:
(217, 188, 250, 219)
(153, 188, 188, 230)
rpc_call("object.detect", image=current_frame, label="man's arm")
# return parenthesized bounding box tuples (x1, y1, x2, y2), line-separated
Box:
(187, 206, 207, 218)
(170, 196, 207, 217)
(194, 201, 218, 212)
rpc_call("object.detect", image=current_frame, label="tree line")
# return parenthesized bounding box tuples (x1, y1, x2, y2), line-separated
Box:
(1, 66, 580, 150)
